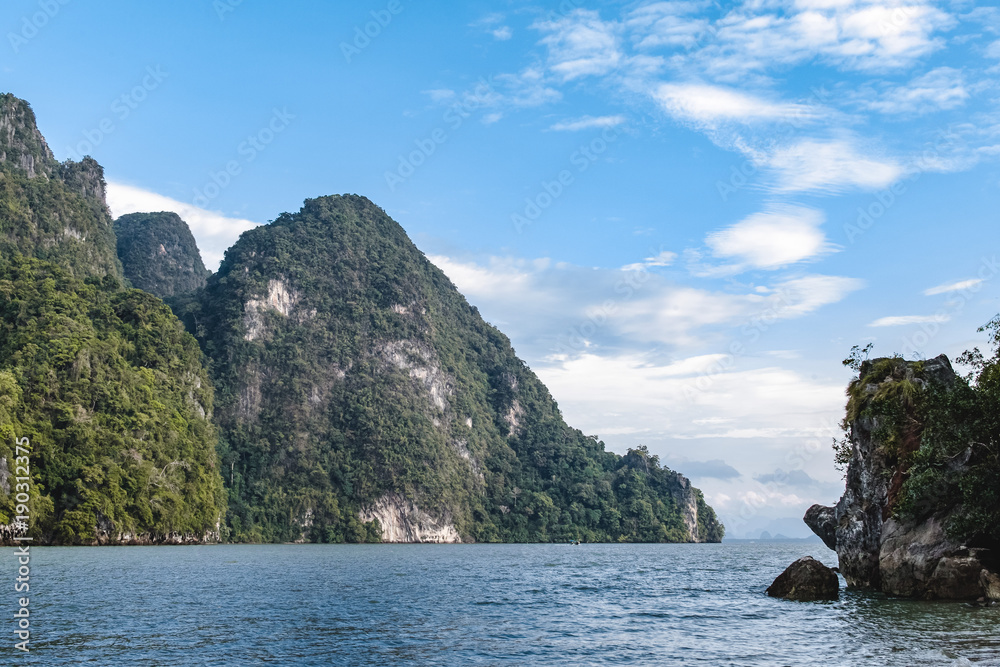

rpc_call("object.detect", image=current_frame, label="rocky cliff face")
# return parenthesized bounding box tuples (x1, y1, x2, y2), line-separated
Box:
(114, 211, 210, 298)
(806, 355, 999, 599)
(0, 94, 120, 278)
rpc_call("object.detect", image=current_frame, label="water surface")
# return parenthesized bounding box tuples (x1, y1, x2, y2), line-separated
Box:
(4, 543, 999, 665)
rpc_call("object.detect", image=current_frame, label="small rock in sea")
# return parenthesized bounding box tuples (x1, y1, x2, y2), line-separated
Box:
(981, 569, 1000, 601)
(767, 556, 839, 601)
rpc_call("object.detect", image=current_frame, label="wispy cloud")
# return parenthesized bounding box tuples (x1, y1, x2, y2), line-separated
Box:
(621, 249, 676, 272)
(763, 139, 903, 194)
(535, 9, 623, 81)
(695, 1, 956, 75)
(864, 67, 969, 115)
(653, 83, 819, 126)
(549, 115, 626, 131)
(868, 314, 951, 327)
(923, 277, 983, 295)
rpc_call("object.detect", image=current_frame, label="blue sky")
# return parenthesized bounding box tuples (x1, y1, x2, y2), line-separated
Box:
(4, 0, 1000, 537)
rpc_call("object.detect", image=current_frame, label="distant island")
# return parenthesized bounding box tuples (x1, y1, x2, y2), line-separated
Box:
(0, 93, 723, 546)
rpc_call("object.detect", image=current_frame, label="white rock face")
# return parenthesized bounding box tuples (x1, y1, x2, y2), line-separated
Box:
(360, 493, 461, 543)
(243, 278, 303, 341)
(380, 340, 453, 413)
(504, 399, 525, 435)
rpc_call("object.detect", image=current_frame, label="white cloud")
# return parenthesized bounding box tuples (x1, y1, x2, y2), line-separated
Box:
(430, 254, 861, 353)
(705, 205, 832, 269)
(535, 351, 846, 443)
(620, 249, 676, 271)
(626, 2, 710, 50)
(549, 115, 626, 132)
(492, 26, 513, 41)
(653, 83, 819, 126)
(106, 182, 259, 270)
(868, 314, 951, 327)
(924, 278, 984, 295)
(535, 9, 623, 81)
(764, 139, 903, 193)
(865, 67, 969, 114)
(698, 1, 956, 75)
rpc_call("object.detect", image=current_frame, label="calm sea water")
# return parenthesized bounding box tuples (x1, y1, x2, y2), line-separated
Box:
(3, 542, 999, 666)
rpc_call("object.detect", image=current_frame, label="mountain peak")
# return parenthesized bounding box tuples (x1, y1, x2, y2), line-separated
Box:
(0, 93, 57, 178)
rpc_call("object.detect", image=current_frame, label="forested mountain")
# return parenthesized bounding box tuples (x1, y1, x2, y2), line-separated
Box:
(0, 93, 722, 545)
(178, 194, 723, 543)
(0, 95, 225, 544)
(115, 211, 210, 298)
(0, 94, 120, 279)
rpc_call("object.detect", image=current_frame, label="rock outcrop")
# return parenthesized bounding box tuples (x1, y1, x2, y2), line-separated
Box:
(766, 556, 839, 601)
(114, 211, 211, 298)
(806, 355, 999, 599)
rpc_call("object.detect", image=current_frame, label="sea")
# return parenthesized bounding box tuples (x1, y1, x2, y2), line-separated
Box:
(3, 542, 999, 666)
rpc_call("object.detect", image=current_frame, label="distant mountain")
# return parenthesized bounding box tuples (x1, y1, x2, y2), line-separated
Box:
(0, 94, 225, 545)
(115, 211, 210, 298)
(179, 194, 724, 544)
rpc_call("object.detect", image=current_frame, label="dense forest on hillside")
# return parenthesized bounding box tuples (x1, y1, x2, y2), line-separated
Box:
(178, 195, 724, 544)
(0, 95, 225, 544)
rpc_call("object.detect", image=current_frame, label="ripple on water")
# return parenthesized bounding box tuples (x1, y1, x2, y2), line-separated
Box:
(10, 543, 1000, 666)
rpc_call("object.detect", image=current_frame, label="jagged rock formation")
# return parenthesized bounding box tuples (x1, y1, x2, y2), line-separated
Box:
(0, 94, 225, 545)
(115, 212, 210, 298)
(180, 194, 724, 544)
(0, 94, 120, 278)
(766, 556, 839, 601)
(806, 355, 999, 599)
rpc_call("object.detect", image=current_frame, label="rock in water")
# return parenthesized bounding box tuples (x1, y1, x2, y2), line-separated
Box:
(767, 557, 839, 601)
(803, 504, 837, 551)
(982, 570, 1000, 601)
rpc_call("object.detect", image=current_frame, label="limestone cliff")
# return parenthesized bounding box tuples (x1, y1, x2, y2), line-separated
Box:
(806, 355, 999, 600)
(0, 94, 120, 278)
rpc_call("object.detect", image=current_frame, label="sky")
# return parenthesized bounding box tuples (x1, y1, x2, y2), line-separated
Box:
(3, 0, 999, 538)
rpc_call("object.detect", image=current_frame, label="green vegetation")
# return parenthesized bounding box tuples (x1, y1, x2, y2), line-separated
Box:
(0, 257, 225, 541)
(839, 321, 1000, 549)
(182, 195, 723, 544)
(0, 94, 120, 279)
(897, 317, 1000, 547)
(0, 95, 722, 545)
(0, 95, 224, 543)
(115, 212, 210, 298)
